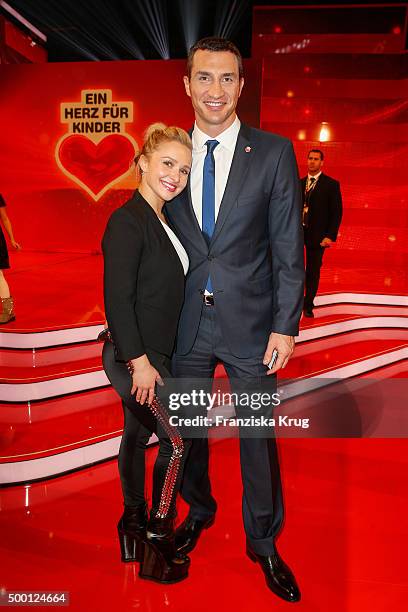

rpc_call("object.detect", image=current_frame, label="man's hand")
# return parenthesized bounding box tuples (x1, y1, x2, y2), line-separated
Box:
(263, 333, 295, 375)
(320, 237, 333, 247)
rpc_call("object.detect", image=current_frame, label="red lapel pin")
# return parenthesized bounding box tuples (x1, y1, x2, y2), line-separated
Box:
(245, 146, 251, 153)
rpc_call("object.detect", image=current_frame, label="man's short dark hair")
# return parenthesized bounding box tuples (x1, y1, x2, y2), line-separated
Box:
(186, 37, 244, 80)
(308, 149, 324, 160)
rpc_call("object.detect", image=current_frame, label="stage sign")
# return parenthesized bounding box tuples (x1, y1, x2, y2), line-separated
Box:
(55, 89, 137, 200)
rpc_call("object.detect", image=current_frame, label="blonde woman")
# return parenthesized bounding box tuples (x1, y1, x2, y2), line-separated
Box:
(101, 124, 192, 583)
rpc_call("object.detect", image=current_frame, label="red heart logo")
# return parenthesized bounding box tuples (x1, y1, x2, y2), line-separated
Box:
(57, 134, 136, 199)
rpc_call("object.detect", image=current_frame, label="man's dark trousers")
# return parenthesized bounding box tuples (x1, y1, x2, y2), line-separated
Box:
(173, 304, 283, 557)
(304, 244, 325, 310)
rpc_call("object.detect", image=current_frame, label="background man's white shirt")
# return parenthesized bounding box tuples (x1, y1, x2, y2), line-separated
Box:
(307, 171, 322, 190)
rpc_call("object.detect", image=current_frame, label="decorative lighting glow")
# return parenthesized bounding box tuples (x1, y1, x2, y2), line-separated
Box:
(135, 0, 169, 59)
(297, 130, 306, 141)
(178, 0, 202, 52)
(388, 235, 396, 242)
(319, 122, 330, 142)
(286, 90, 294, 98)
(215, 0, 250, 40)
(274, 38, 310, 54)
(1, 0, 143, 59)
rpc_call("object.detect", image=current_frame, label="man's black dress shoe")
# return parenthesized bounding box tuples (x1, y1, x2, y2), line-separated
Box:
(247, 545, 301, 603)
(303, 308, 314, 318)
(175, 515, 215, 554)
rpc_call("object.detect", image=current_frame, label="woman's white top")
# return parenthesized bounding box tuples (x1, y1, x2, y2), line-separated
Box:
(159, 219, 189, 276)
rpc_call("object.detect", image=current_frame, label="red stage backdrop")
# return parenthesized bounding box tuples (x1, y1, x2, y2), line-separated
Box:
(253, 4, 408, 288)
(0, 59, 261, 253)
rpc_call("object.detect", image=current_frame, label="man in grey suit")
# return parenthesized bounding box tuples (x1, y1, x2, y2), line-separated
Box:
(166, 37, 304, 602)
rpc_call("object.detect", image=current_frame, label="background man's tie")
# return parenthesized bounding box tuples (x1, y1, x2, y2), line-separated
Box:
(202, 139, 219, 293)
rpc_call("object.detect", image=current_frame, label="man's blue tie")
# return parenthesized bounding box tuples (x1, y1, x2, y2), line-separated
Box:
(202, 139, 219, 293)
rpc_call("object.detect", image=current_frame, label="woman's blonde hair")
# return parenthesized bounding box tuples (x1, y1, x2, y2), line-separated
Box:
(135, 122, 192, 181)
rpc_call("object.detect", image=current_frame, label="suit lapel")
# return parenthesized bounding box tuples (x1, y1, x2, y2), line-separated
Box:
(166, 177, 208, 251)
(309, 173, 324, 203)
(210, 124, 252, 247)
(186, 177, 208, 248)
(184, 126, 207, 244)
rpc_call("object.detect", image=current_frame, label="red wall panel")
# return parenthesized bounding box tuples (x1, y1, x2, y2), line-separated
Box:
(259, 52, 408, 272)
(0, 59, 260, 253)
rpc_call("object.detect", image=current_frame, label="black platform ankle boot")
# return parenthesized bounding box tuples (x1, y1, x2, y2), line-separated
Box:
(117, 503, 148, 563)
(139, 515, 190, 584)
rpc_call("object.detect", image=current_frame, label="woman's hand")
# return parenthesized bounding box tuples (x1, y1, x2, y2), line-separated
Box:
(11, 239, 21, 250)
(129, 354, 164, 405)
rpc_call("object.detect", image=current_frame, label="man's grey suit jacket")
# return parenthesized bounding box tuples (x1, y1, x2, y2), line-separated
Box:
(165, 123, 304, 358)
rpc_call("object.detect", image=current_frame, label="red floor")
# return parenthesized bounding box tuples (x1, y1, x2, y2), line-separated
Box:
(0, 251, 407, 611)
(1, 437, 407, 611)
(2, 252, 105, 332)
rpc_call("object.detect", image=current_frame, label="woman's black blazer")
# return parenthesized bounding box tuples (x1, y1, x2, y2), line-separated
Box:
(102, 190, 185, 362)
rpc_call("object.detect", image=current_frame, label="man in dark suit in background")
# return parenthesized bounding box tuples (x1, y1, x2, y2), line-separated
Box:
(166, 37, 304, 602)
(301, 150, 343, 317)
